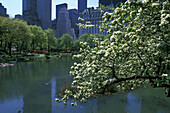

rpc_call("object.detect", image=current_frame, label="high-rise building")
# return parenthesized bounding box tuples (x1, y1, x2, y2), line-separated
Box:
(56, 6, 75, 39)
(22, 0, 52, 29)
(15, 14, 23, 20)
(54, 4, 77, 39)
(56, 3, 67, 20)
(37, 0, 52, 29)
(22, 0, 40, 25)
(0, 3, 8, 17)
(79, 0, 127, 37)
(68, 9, 79, 39)
(79, 7, 107, 36)
(78, 0, 87, 12)
(99, 0, 126, 7)
(99, 0, 113, 6)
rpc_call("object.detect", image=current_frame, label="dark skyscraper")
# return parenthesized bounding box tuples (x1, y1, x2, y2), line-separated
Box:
(99, 0, 126, 7)
(0, 3, 6, 14)
(99, 0, 112, 6)
(56, 3, 67, 20)
(23, 0, 40, 25)
(78, 0, 87, 12)
(0, 3, 8, 17)
(68, 9, 79, 39)
(37, 0, 52, 29)
(23, 0, 37, 14)
(22, 0, 52, 29)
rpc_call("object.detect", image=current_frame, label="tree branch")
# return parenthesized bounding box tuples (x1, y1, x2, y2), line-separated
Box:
(105, 65, 119, 80)
(110, 75, 162, 84)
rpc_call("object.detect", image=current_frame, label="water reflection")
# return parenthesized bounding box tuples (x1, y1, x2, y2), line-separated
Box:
(126, 93, 141, 113)
(0, 57, 170, 113)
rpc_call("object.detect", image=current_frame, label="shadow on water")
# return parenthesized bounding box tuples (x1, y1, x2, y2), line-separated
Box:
(0, 56, 170, 113)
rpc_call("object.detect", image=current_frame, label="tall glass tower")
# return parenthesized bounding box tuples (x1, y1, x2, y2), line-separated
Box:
(22, 0, 51, 29)
(23, 0, 40, 25)
(99, 0, 126, 7)
(78, 0, 87, 12)
(37, 0, 52, 29)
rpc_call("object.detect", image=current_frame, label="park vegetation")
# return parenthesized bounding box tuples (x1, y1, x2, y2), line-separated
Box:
(0, 17, 57, 56)
(0, 16, 105, 59)
(0, 16, 106, 63)
(55, 0, 170, 105)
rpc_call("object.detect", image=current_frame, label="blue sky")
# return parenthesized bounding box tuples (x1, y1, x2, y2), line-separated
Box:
(0, 0, 98, 19)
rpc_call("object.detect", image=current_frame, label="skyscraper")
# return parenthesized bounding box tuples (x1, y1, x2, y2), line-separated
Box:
(56, 6, 75, 39)
(0, 3, 6, 14)
(99, 0, 112, 6)
(99, 0, 126, 7)
(68, 9, 79, 39)
(0, 3, 8, 17)
(37, 0, 52, 29)
(22, 0, 52, 29)
(78, 0, 87, 12)
(56, 3, 67, 20)
(23, 0, 40, 25)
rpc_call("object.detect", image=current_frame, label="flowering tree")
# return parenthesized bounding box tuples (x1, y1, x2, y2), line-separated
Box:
(56, 0, 170, 105)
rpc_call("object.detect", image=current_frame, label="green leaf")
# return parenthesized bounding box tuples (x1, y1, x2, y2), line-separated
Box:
(120, 3, 123, 7)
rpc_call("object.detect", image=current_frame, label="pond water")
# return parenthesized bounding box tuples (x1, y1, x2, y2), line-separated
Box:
(0, 57, 170, 113)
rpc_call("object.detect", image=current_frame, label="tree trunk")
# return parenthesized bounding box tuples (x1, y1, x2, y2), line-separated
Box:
(32, 43, 35, 52)
(0, 40, 3, 48)
(40, 44, 43, 50)
(20, 42, 24, 54)
(48, 45, 50, 52)
(8, 42, 12, 57)
(165, 87, 170, 97)
(4, 42, 7, 51)
(17, 43, 19, 52)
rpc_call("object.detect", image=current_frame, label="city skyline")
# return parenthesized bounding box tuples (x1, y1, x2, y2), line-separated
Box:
(0, 0, 98, 20)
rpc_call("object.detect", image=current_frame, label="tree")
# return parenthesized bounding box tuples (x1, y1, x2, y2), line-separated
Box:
(45, 29, 57, 52)
(29, 25, 47, 50)
(0, 17, 31, 55)
(0, 18, 25, 56)
(56, 38, 62, 50)
(73, 40, 80, 51)
(0, 17, 14, 56)
(14, 19, 31, 53)
(104, 34, 112, 40)
(56, 0, 170, 105)
(60, 34, 74, 51)
(0, 16, 5, 48)
(74, 34, 104, 50)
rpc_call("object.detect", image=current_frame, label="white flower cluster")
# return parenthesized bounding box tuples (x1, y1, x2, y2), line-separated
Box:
(57, 0, 170, 105)
(78, 17, 85, 22)
(160, 14, 169, 26)
(85, 24, 94, 28)
(96, 50, 105, 54)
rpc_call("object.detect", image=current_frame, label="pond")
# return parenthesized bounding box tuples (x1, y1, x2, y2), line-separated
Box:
(0, 57, 170, 113)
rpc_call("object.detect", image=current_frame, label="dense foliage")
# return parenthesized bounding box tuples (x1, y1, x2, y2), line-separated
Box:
(76, 34, 104, 48)
(56, 0, 170, 105)
(0, 17, 57, 56)
(56, 33, 105, 51)
(60, 34, 74, 50)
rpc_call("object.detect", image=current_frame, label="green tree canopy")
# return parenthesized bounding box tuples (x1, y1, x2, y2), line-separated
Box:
(0, 17, 30, 55)
(60, 34, 74, 50)
(45, 29, 57, 52)
(14, 19, 31, 52)
(75, 34, 104, 50)
(56, 38, 62, 50)
(56, 0, 170, 105)
(29, 25, 47, 50)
